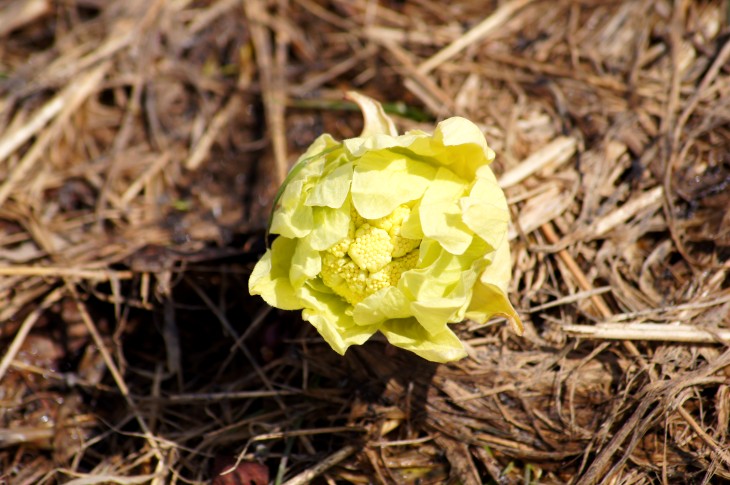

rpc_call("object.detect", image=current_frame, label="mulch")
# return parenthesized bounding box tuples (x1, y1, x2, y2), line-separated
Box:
(0, 1, 728, 483)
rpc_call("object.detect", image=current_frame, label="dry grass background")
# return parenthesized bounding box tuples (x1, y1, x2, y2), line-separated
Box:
(0, 0, 729, 483)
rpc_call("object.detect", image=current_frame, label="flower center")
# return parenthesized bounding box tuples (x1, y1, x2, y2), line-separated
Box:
(320, 204, 420, 305)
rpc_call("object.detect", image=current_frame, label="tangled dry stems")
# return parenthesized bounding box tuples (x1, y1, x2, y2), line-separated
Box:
(0, 0, 728, 483)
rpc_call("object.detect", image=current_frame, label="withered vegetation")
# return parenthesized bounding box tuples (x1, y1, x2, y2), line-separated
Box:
(0, 1, 729, 484)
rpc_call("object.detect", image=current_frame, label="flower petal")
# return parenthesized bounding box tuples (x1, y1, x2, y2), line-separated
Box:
(347, 91, 398, 137)
(300, 286, 379, 354)
(268, 139, 336, 233)
(305, 162, 353, 208)
(479, 234, 512, 293)
(459, 166, 510, 251)
(299, 133, 340, 161)
(410, 298, 463, 334)
(351, 152, 435, 219)
(431, 117, 495, 180)
(290, 237, 321, 288)
(400, 238, 487, 334)
(249, 237, 302, 310)
(400, 199, 424, 239)
(270, 177, 314, 238)
(400, 238, 487, 303)
(308, 201, 351, 251)
(465, 282, 523, 336)
(352, 286, 411, 326)
(465, 239, 523, 335)
(380, 318, 467, 363)
(343, 132, 425, 158)
(418, 167, 472, 254)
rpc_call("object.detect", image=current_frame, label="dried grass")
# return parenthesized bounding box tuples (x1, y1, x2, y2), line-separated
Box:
(1, 0, 729, 484)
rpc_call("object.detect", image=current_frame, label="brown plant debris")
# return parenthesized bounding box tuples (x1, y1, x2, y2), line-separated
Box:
(0, 0, 729, 483)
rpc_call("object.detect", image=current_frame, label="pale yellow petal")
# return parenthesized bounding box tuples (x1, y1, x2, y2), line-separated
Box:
(418, 167, 472, 255)
(289, 237, 321, 288)
(380, 318, 467, 363)
(305, 162, 353, 208)
(300, 286, 379, 354)
(431, 117, 495, 180)
(459, 167, 509, 251)
(308, 201, 351, 251)
(466, 239, 523, 335)
(346, 91, 398, 137)
(351, 152, 435, 219)
(352, 286, 411, 326)
(270, 178, 314, 238)
(248, 237, 302, 310)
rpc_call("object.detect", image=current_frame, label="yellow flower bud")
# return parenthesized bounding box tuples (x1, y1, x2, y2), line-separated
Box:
(249, 92, 522, 363)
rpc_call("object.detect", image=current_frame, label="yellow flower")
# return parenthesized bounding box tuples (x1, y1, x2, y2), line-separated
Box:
(249, 92, 522, 363)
